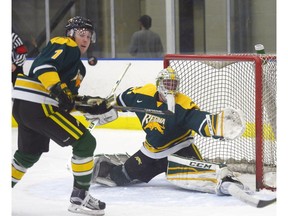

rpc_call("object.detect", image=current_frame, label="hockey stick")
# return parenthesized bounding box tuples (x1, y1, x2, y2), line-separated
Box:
(107, 62, 132, 98)
(112, 105, 173, 115)
(77, 103, 173, 116)
(87, 119, 99, 132)
(228, 184, 276, 208)
(85, 62, 132, 130)
(67, 64, 132, 172)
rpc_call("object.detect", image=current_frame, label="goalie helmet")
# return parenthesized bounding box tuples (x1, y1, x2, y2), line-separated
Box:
(156, 66, 180, 97)
(156, 67, 180, 112)
(65, 16, 96, 43)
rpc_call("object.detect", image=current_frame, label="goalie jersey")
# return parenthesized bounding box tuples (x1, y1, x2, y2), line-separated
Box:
(116, 84, 213, 159)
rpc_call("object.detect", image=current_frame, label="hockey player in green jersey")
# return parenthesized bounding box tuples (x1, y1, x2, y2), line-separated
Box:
(12, 16, 111, 215)
(91, 66, 247, 196)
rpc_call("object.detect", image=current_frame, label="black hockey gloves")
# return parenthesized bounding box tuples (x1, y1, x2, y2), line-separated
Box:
(50, 82, 75, 112)
(75, 96, 112, 115)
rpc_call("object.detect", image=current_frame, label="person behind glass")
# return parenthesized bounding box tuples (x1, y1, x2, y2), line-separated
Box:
(128, 15, 164, 58)
(12, 16, 111, 215)
(12, 32, 28, 86)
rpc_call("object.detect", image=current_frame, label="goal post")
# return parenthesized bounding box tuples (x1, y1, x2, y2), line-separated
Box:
(163, 54, 276, 191)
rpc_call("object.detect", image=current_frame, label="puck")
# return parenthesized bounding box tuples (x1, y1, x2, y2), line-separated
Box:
(88, 56, 97, 66)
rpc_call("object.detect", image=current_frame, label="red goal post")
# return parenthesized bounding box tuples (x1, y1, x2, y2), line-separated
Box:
(164, 54, 276, 191)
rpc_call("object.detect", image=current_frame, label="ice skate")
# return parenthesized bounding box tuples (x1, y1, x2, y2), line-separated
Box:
(68, 187, 106, 215)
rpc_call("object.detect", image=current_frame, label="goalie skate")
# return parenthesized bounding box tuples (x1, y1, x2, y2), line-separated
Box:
(216, 175, 253, 196)
(68, 187, 106, 216)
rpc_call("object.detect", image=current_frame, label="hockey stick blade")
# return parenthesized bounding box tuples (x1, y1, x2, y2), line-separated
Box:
(228, 184, 276, 208)
(112, 105, 173, 115)
(257, 198, 277, 208)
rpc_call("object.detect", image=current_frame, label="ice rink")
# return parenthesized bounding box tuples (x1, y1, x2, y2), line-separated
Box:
(10, 128, 278, 216)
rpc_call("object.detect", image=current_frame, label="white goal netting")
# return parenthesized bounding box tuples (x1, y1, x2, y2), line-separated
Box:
(164, 54, 276, 190)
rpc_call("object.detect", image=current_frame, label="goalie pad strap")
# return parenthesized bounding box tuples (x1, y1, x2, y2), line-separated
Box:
(205, 112, 223, 137)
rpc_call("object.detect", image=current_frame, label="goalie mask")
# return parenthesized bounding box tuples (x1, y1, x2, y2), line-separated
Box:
(156, 67, 180, 113)
(65, 16, 96, 43)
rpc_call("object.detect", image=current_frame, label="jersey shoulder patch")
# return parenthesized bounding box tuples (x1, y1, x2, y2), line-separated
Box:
(50, 37, 77, 47)
(131, 84, 157, 97)
(175, 93, 199, 110)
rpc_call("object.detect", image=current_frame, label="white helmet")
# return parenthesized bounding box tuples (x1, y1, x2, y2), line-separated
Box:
(156, 66, 180, 97)
(156, 67, 180, 112)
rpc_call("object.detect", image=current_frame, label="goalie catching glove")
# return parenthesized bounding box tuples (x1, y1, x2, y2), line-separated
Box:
(75, 95, 112, 115)
(206, 107, 245, 140)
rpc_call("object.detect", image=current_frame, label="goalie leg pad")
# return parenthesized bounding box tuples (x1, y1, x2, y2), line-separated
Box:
(110, 164, 133, 186)
(216, 175, 253, 196)
(167, 154, 232, 194)
(85, 109, 118, 126)
(91, 153, 130, 186)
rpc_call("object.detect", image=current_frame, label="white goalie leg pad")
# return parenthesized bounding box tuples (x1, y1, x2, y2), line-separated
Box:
(91, 153, 130, 186)
(84, 109, 118, 126)
(166, 154, 231, 194)
(206, 107, 246, 140)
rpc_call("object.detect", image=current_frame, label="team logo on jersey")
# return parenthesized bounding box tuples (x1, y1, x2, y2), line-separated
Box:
(134, 156, 142, 165)
(142, 114, 165, 134)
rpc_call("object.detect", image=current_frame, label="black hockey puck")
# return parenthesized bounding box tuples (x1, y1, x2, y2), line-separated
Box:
(88, 56, 97, 66)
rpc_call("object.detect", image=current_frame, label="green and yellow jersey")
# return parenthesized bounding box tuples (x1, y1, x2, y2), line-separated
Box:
(13, 36, 85, 106)
(116, 84, 214, 159)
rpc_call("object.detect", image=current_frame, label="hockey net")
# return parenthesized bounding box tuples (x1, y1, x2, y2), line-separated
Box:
(164, 54, 276, 191)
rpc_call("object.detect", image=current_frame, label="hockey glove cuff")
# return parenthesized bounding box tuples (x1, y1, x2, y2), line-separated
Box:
(206, 107, 245, 140)
(50, 82, 75, 112)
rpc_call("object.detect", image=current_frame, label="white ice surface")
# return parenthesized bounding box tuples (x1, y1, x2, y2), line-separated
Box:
(12, 128, 277, 216)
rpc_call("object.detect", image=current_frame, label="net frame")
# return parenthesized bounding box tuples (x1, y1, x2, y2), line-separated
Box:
(163, 54, 276, 191)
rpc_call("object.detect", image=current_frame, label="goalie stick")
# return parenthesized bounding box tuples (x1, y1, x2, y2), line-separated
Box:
(228, 184, 276, 208)
(112, 105, 173, 115)
(77, 103, 173, 116)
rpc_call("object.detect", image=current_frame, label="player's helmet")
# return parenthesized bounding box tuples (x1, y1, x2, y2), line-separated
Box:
(65, 16, 96, 43)
(156, 66, 180, 98)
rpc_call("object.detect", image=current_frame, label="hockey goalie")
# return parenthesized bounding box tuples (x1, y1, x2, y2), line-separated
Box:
(90, 67, 250, 198)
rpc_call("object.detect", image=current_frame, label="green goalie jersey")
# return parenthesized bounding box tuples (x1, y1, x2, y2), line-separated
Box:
(12, 36, 85, 106)
(116, 84, 214, 158)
